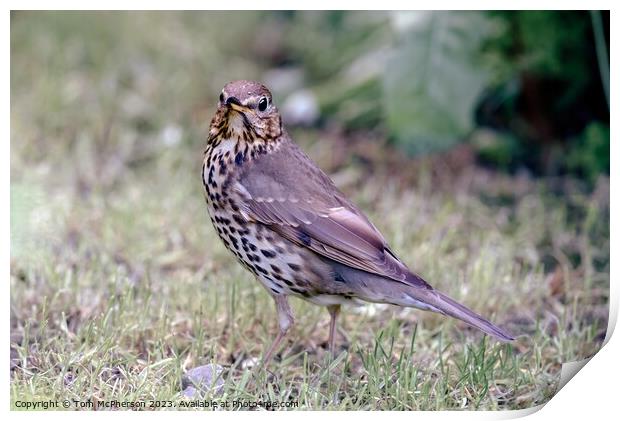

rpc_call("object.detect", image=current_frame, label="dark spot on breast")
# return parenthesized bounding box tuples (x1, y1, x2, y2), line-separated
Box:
(283, 279, 293, 287)
(261, 249, 276, 259)
(255, 265, 268, 275)
(201, 163, 208, 191)
(334, 273, 346, 283)
(232, 214, 246, 226)
(290, 287, 305, 295)
(241, 115, 250, 129)
(219, 163, 227, 175)
(295, 277, 309, 287)
(208, 168, 217, 188)
(270, 264, 281, 274)
(249, 243, 257, 252)
(288, 263, 301, 272)
(235, 152, 244, 166)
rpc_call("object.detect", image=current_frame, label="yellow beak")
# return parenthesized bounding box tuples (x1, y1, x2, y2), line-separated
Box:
(229, 102, 250, 113)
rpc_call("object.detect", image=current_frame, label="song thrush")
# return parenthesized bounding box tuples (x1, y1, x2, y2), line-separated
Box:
(202, 80, 514, 363)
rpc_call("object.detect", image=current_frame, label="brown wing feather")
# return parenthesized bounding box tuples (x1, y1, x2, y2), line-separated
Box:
(234, 138, 431, 289)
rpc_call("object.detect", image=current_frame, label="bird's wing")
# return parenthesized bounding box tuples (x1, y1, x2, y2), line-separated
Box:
(233, 141, 431, 289)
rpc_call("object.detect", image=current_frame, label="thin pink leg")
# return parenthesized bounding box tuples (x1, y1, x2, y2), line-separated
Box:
(263, 295, 294, 364)
(327, 305, 341, 355)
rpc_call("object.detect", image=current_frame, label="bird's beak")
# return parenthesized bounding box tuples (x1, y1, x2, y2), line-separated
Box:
(224, 96, 249, 114)
(228, 102, 249, 113)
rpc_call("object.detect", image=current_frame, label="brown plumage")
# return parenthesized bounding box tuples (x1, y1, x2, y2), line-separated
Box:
(202, 80, 514, 363)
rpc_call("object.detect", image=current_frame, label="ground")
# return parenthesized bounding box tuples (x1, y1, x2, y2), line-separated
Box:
(10, 12, 609, 410)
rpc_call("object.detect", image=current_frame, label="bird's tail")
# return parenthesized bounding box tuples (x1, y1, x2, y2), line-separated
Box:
(406, 287, 515, 342)
(327, 261, 514, 341)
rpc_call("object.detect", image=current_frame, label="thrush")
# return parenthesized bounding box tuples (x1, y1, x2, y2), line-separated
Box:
(202, 80, 514, 363)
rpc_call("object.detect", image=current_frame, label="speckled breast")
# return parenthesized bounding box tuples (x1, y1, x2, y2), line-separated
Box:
(202, 138, 321, 299)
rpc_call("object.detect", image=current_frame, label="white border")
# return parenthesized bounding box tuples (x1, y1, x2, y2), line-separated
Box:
(1, 1, 617, 10)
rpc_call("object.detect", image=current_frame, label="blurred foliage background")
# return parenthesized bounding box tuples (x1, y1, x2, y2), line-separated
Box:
(11, 11, 609, 184)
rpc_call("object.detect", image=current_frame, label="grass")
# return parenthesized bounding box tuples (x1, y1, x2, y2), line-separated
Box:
(10, 11, 609, 410)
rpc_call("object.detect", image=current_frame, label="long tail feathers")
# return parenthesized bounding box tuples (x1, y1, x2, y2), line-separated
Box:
(417, 289, 515, 342)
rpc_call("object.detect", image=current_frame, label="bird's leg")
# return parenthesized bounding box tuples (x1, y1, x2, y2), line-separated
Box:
(327, 304, 341, 355)
(263, 295, 294, 365)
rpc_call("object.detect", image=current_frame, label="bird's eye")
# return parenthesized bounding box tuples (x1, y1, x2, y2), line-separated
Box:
(219, 92, 225, 103)
(258, 97, 268, 112)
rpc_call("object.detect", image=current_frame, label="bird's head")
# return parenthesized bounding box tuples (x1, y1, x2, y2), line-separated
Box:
(209, 80, 282, 142)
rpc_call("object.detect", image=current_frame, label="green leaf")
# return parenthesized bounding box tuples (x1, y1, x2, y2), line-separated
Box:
(383, 11, 492, 155)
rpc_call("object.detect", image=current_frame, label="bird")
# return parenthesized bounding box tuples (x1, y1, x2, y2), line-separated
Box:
(202, 80, 514, 363)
